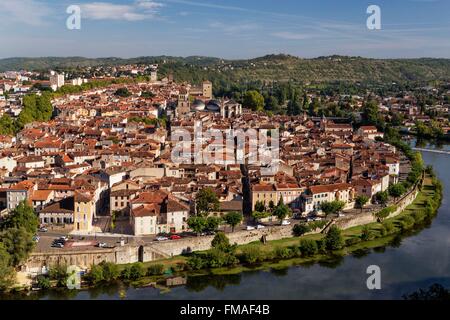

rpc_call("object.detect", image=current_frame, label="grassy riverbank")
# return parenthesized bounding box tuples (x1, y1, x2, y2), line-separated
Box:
(114, 174, 442, 288)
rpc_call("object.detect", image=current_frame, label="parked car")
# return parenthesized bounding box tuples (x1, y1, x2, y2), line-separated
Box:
(281, 220, 291, 225)
(246, 225, 255, 231)
(96, 242, 107, 248)
(59, 236, 69, 241)
(155, 236, 168, 241)
(38, 227, 48, 232)
(256, 224, 265, 229)
(306, 218, 314, 222)
(32, 235, 40, 242)
(51, 242, 64, 248)
(313, 217, 322, 221)
(170, 235, 182, 240)
(338, 213, 346, 217)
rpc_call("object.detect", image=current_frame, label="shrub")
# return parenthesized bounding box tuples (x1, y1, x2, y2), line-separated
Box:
(299, 239, 318, 256)
(325, 226, 344, 251)
(48, 264, 69, 287)
(382, 221, 395, 233)
(345, 237, 361, 246)
(36, 275, 51, 289)
(293, 223, 310, 237)
(122, 262, 146, 280)
(316, 239, 327, 254)
(239, 246, 265, 264)
(360, 225, 373, 241)
(86, 264, 104, 285)
(274, 247, 294, 259)
(100, 262, 120, 282)
(147, 264, 165, 276)
(401, 215, 415, 230)
(412, 210, 426, 223)
(171, 262, 187, 273)
(186, 254, 207, 270)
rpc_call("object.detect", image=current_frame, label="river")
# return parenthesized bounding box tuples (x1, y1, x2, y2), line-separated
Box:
(14, 141, 450, 300)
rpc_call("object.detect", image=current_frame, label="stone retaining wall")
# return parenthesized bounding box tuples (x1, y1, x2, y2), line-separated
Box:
(24, 185, 420, 274)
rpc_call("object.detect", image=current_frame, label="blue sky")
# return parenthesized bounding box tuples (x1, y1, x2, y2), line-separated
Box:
(0, 0, 450, 59)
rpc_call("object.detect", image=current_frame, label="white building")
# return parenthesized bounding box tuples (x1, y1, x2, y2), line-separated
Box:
(50, 71, 65, 91)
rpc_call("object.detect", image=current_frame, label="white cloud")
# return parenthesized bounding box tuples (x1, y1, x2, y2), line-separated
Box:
(81, 0, 164, 21)
(0, 0, 52, 26)
(209, 22, 259, 34)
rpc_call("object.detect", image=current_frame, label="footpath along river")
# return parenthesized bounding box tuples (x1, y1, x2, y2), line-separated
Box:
(16, 141, 450, 300)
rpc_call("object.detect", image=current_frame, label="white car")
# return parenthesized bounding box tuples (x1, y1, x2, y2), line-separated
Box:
(256, 224, 265, 229)
(156, 236, 168, 241)
(246, 225, 255, 231)
(59, 236, 69, 241)
(338, 213, 345, 217)
(306, 218, 314, 222)
(96, 242, 107, 248)
(281, 220, 291, 225)
(313, 217, 322, 221)
(32, 235, 40, 242)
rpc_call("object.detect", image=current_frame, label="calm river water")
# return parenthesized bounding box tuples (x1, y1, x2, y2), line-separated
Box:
(13, 140, 450, 300)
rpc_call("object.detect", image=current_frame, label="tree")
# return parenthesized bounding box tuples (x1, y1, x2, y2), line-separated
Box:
(273, 201, 292, 224)
(0, 227, 35, 266)
(389, 183, 406, 200)
(211, 232, 232, 252)
(374, 191, 389, 205)
(251, 210, 269, 223)
(187, 216, 207, 235)
(299, 239, 318, 257)
(86, 264, 104, 285)
(195, 188, 220, 217)
(100, 262, 120, 282)
(114, 87, 131, 97)
(1, 201, 39, 234)
(293, 223, 310, 237)
(223, 211, 243, 232)
(243, 90, 264, 111)
(325, 225, 344, 251)
(320, 201, 345, 216)
(355, 195, 369, 212)
(254, 201, 266, 213)
(0, 244, 15, 291)
(205, 216, 222, 232)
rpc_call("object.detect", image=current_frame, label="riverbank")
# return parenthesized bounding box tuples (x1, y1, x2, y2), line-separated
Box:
(13, 172, 439, 296)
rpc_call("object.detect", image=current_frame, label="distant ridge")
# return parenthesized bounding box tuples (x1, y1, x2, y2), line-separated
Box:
(2, 54, 450, 83)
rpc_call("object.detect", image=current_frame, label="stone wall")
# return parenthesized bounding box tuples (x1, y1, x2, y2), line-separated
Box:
(24, 185, 420, 274)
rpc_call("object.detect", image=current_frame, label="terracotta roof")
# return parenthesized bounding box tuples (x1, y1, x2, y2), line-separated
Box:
(309, 183, 353, 194)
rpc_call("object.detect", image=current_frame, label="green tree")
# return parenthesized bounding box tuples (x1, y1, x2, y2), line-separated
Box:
(114, 87, 131, 97)
(211, 232, 233, 252)
(206, 216, 222, 232)
(0, 244, 15, 291)
(243, 90, 264, 111)
(251, 210, 269, 223)
(254, 201, 266, 213)
(187, 216, 207, 235)
(1, 201, 39, 234)
(195, 188, 220, 216)
(355, 195, 369, 212)
(100, 262, 120, 282)
(325, 225, 344, 251)
(293, 223, 310, 237)
(86, 264, 104, 285)
(299, 239, 318, 257)
(389, 183, 406, 200)
(273, 200, 292, 224)
(320, 201, 345, 216)
(374, 191, 389, 205)
(223, 211, 243, 232)
(0, 114, 16, 135)
(0, 227, 35, 266)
